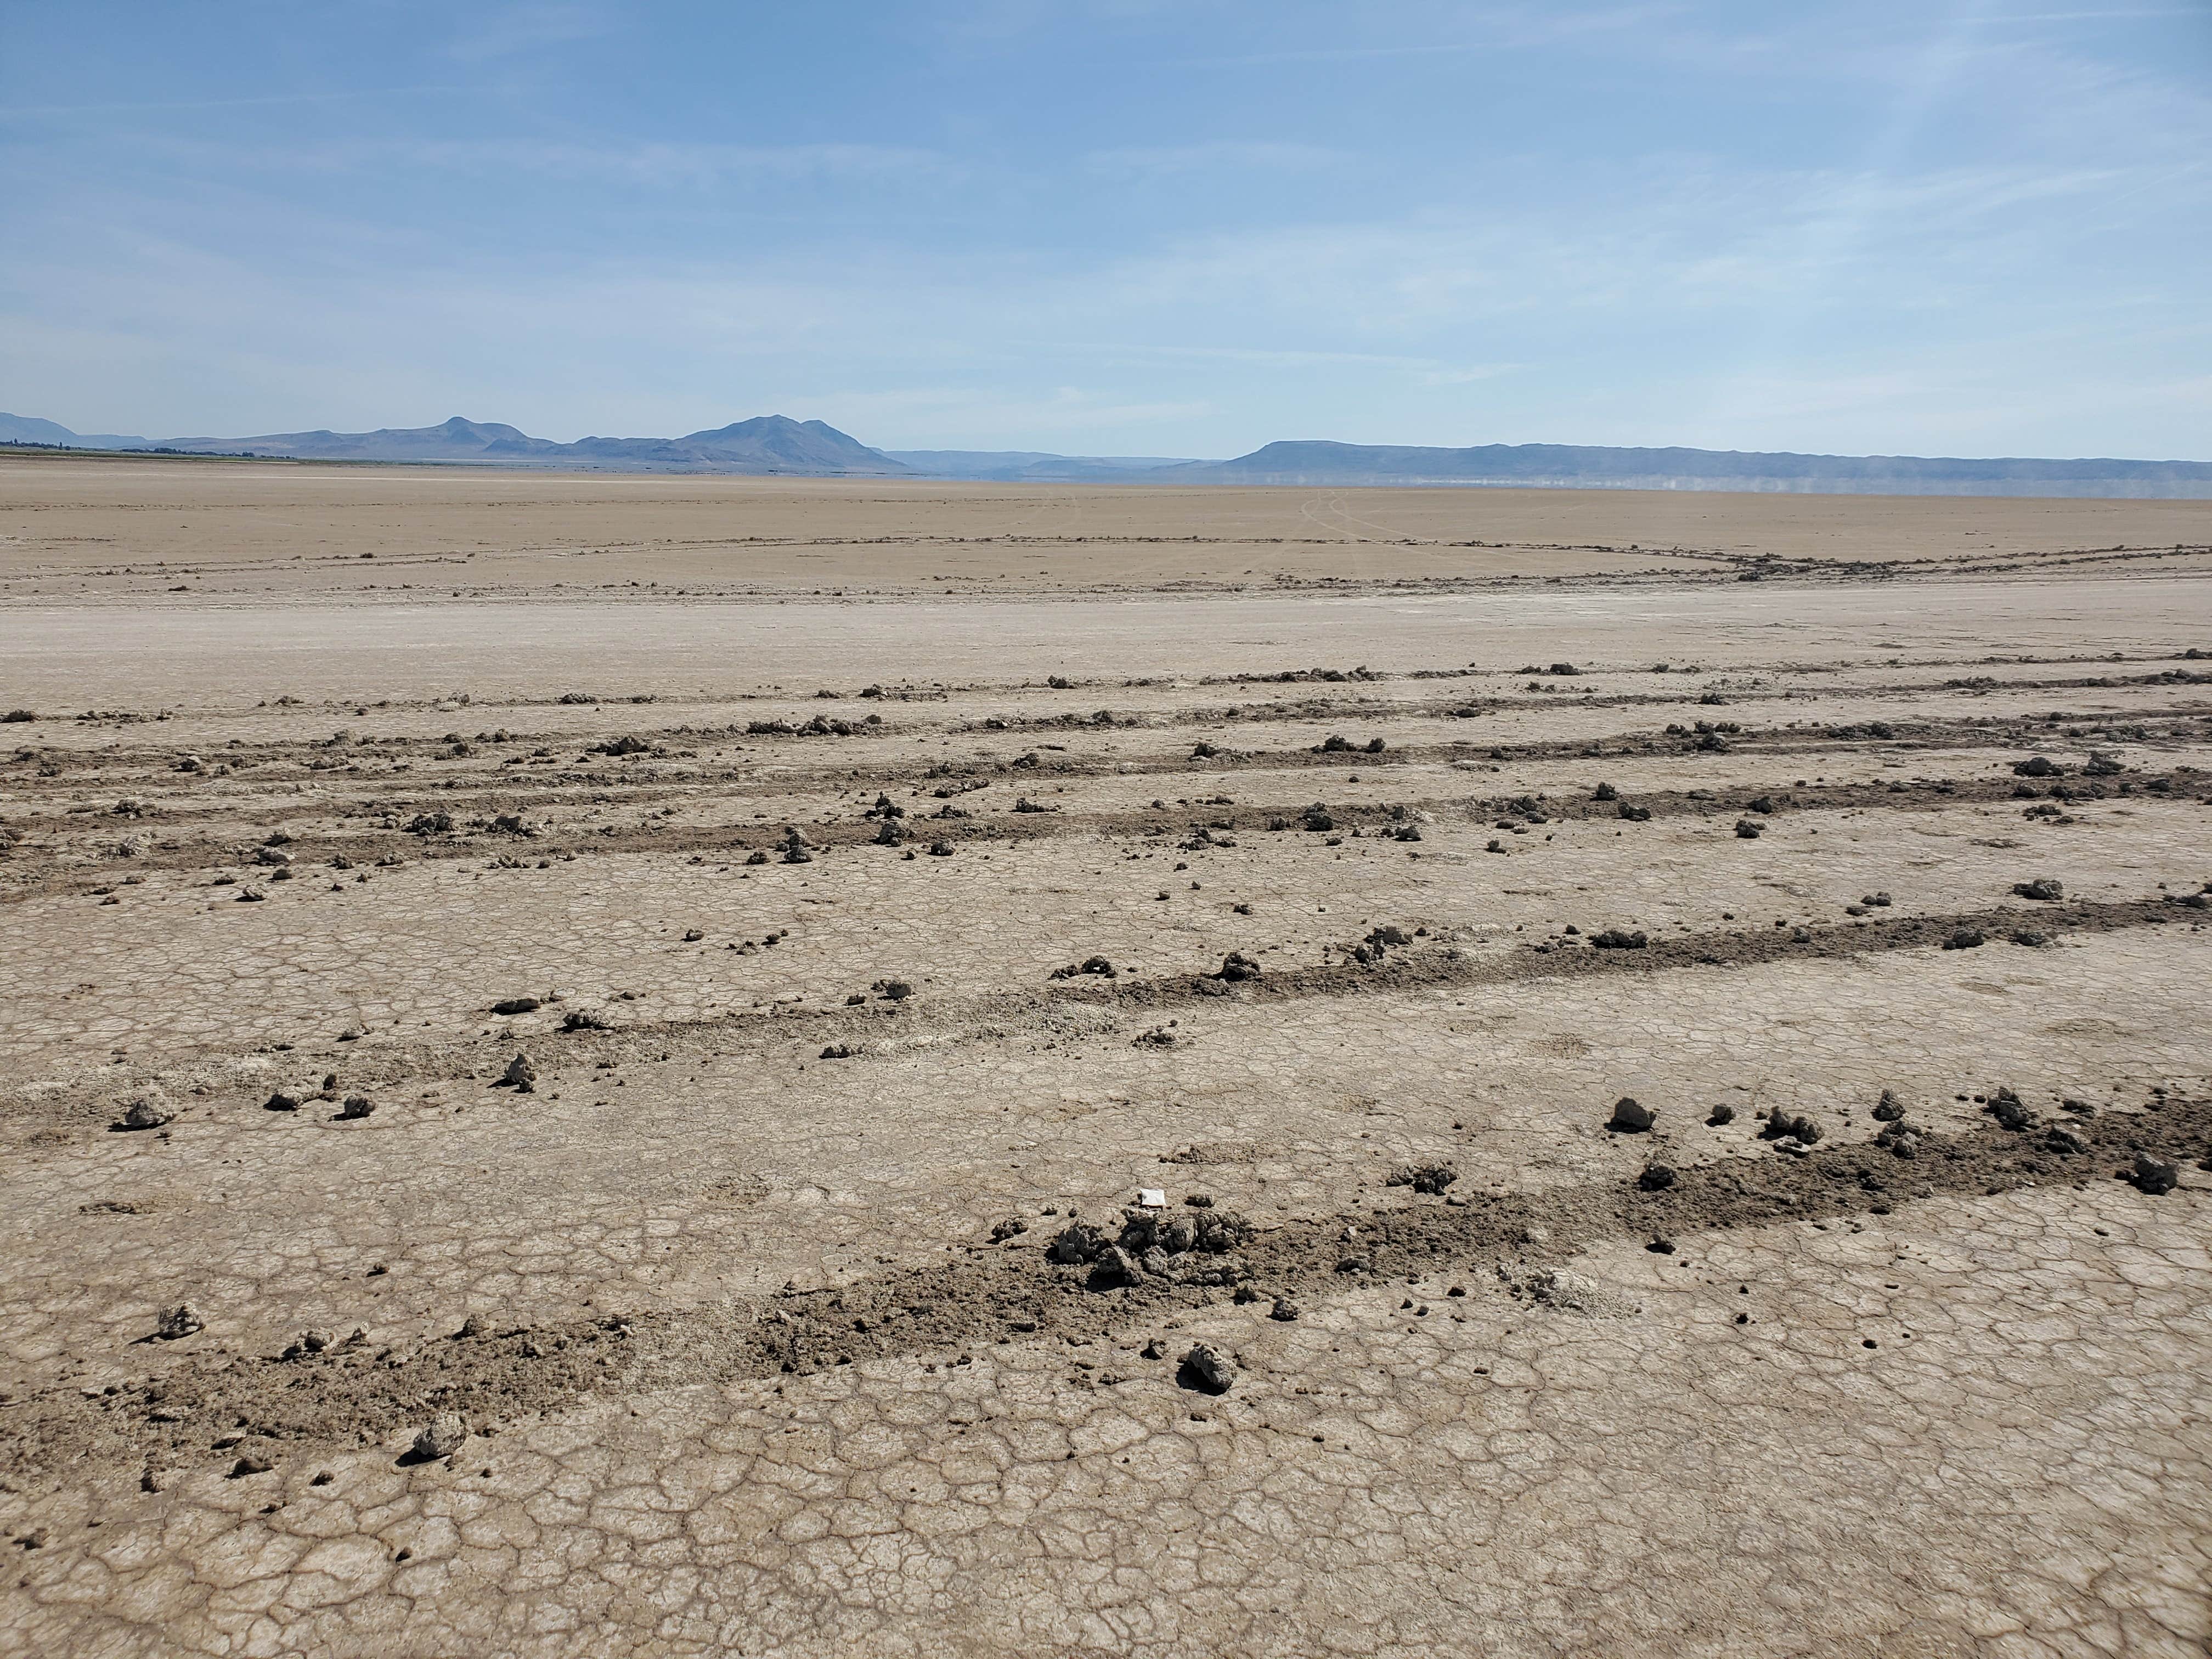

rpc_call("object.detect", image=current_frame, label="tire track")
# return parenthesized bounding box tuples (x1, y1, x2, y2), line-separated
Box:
(7, 763, 2205, 895)
(10, 1092, 2203, 1485)
(9, 893, 2200, 1138)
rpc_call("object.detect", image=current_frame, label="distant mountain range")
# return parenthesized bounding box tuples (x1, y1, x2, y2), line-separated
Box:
(7, 412, 2209, 498)
(0, 411, 172, 452)
(0, 413, 911, 476)
(1127, 440, 2212, 498)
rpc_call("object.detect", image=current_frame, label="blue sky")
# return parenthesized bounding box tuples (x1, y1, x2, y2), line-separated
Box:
(3, 1, 2208, 458)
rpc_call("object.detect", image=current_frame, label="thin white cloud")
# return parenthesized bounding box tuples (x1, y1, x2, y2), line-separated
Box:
(1990, 8, 2200, 18)
(1163, 5, 1689, 66)
(0, 86, 465, 120)
(12, 132, 2199, 448)
(80, 132, 964, 193)
(820, 386, 1216, 437)
(1065, 341, 1520, 385)
(399, 139, 961, 190)
(1073, 343, 1441, 369)
(445, 2, 613, 63)
(1085, 142, 1345, 181)
(1419, 365, 1520, 386)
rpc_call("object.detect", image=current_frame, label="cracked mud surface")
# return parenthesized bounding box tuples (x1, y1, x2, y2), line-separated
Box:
(3, 460, 2210, 1656)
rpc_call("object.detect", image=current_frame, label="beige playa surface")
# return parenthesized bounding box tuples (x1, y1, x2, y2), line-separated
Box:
(2, 455, 2210, 1657)
(5, 453, 2211, 601)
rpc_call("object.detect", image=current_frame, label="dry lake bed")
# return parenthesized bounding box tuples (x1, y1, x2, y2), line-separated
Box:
(2, 456, 2209, 1657)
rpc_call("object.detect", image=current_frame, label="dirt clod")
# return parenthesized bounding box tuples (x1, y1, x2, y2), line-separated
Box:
(1177, 1344, 1237, 1394)
(117, 1096, 175, 1132)
(410, 1414, 468, 1462)
(1608, 1097, 1655, 1133)
(2132, 1153, 2179, 1195)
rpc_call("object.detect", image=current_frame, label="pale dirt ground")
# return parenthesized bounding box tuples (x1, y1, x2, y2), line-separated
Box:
(5, 454, 2211, 602)
(1, 461, 2210, 1657)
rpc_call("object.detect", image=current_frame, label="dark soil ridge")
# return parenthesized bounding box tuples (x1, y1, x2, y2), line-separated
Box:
(1188, 645, 2212, 689)
(9, 678, 2209, 793)
(46, 534, 2201, 594)
(9, 759, 2209, 900)
(12, 645, 2203, 729)
(8, 731, 2208, 896)
(520, 762, 2195, 866)
(33, 531, 2194, 579)
(1288, 540, 2212, 587)
(947, 672, 2212, 742)
(6, 1093, 2203, 1487)
(7, 893, 2198, 1139)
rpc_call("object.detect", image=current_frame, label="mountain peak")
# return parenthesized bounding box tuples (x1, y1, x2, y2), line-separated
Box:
(665, 415, 896, 471)
(0, 412, 912, 474)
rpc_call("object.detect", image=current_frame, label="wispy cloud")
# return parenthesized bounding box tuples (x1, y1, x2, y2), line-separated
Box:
(0, 86, 465, 120)
(445, 2, 613, 63)
(397, 139, 960, 190)
(821, 385, 1217, 437)
(1163, 5, 1688, 67)
(1067, 341, 1519, 384)
(1085, 142, 1344, 182)
(83, 133, 964, 193)
(1419, 364, 1520, 386)
(1990, 8, 2201, 19)
(1079, 343, 1441, 368)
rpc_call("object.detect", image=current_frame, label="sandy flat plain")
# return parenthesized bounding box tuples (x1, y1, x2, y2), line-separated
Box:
(2, 455, 2210, 1657)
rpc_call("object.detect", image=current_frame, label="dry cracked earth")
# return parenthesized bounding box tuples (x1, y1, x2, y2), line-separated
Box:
(2, 456, 2211, 1657)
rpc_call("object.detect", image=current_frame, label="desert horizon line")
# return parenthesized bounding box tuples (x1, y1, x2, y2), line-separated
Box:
(6, 408, 2211, 470)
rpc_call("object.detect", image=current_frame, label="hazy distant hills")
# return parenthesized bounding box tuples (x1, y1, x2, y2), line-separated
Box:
(0, 413, 913, 476)
(900, 439, 2212, 496)
(0, 411, 172, 451)
(1118, 439, 2212, 499)
(7, 411, 2210, 497)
